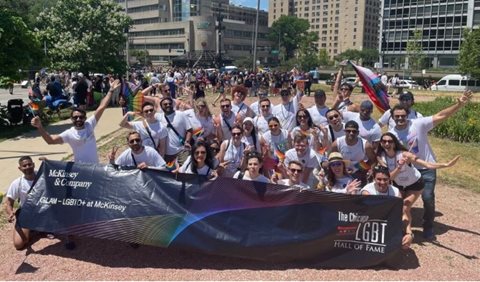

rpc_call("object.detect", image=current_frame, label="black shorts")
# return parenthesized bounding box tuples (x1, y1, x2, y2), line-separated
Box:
(394, 177, 424, 192)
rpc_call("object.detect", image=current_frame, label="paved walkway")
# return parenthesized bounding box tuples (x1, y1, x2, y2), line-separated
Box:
(0, 107, 123, 194)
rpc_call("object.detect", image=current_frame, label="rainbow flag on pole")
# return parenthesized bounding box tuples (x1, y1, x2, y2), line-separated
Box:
(349, 61, 390, 113)
(123, 82, 144, 113)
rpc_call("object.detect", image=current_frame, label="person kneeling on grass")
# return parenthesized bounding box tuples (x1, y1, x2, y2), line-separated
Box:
(5, 156, 36, 250)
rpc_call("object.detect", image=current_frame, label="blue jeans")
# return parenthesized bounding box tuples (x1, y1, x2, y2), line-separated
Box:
(419, 169, 437, 229)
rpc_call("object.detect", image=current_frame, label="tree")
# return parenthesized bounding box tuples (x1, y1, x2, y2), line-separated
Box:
(130, 49, 151, 67)
(0, 8, 40, 87)
(37, 0, 132, 74)
(318, 49, 332, 67)
(296, 31, 319, 71)
(269, 15, 312, 60)
(458, 28, 480, 80)
(233, 56, 253, 69)
(360, 48, 379, 67)
(335, 49, 362, 62)
(406, 29, 425, 71)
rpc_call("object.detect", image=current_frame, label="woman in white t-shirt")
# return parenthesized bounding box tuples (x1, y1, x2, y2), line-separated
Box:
(324, 152, 361, 194)
(179, 141, 217, 178)
(233, 152, 270, 183)
(260, 117, 291, 174)
(242, 117, 262, 153)
(184, 98, 216, 142)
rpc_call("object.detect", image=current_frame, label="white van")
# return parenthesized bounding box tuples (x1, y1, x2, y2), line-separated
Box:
(431, 74, 480, 92)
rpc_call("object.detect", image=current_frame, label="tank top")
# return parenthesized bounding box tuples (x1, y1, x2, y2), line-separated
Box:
(381, 151, 421, 187)
(336, 136, 367, 172)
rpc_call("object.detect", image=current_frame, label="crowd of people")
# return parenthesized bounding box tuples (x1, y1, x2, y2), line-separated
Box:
(5, 64, 473, 253)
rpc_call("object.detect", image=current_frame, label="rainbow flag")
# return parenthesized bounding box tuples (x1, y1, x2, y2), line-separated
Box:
(192, 127, 204, 138)
(349, 61, 390, 113)
(165, 160, 176, 171)
(123, 82, 144, 113)
(273, 148, 285, 163)
(354, 160, 371, 171)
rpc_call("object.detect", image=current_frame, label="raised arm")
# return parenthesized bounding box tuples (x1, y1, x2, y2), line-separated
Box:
(94, 79, 121, 121)
(432, 90, 472, 127)
(31, 116, 63, 145)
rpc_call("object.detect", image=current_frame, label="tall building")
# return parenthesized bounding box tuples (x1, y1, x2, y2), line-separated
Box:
(117, 0, 272, 66)
(268, 0, 381, 59)
(380, 0, 480, 68)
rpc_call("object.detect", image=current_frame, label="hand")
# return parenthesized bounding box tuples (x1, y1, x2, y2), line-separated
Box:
(218, 160, 230, 169)
(38, 156, 48, 161)
(108, 146, 118, 161)
(137, 162, 148, 170)
(458, 90, 472, 105)
(110, 79, 121, 91)
(444, 155, 460, 168)
(346, 179, 362, 194)
(127, 111, 137, 117)
(270, 171, 279, 183)
(184, 142, 192, 151)
(31, 116, 42, 128)
(397, 156, 407, 168)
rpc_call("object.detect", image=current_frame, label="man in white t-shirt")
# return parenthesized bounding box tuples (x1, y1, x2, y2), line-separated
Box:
(159, 97, 193, 165)
(275, 160, 310, 189)
(5, 156, 36, 250)
(388, 90, 473, 240)
(378, 91, 423, 130)
(342, 100, 382, 147)
(307, 90, 329, 127)
(272, 88, 303, 131)
(31, 79, 121, 164)
(284, 134, 319, 187)
(253, 97, 274, 135)
(110, 131, 166, 169)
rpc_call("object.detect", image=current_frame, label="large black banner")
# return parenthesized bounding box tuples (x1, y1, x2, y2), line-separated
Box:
(19, 160, 403, 267)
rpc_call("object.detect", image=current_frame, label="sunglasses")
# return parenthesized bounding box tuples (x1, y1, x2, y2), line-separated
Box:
(261, 105, 270, 108)
(394, 115, 407, 119)
(290, 168, 303, 174)
(340, 88, 350, 91)
(381, 139, 393, 144)
(329, 161, 343, 167)
(221, 104, 231, 108)
(143, 109, 154, 114)
(162, 103, 172, 107)
(328, 114, 339, 120)
(232, 132, 242, 137)
(345, 129, 358, 134)
(297, 115, 308, 120)
(72, 116, 86, 120)
(128, 138, 141, 144)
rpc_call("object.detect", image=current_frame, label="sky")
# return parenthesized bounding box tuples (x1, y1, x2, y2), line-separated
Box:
(230, 0, 268, 11)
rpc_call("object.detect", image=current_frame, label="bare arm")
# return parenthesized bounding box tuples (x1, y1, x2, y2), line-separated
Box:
(119, 111, 135, 129)
(5, 198, 15, 223)
(408, 152, 460, 170)
(432, 90, 472, 127)
(364, 142, 377, 167)
(31, 116, 63, 145)
(157, 137, 167, 158)
(94, 79, 120, 121)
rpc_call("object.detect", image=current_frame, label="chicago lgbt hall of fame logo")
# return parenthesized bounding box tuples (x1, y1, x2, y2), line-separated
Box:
(334, 211, 388, 254)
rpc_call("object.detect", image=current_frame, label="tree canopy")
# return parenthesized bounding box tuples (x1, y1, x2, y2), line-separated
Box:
(406, 29, 425, 71)
(0, 8, 40, 86)
(37, 0, 131, 74)
(269, 15, 313, 60)
(458, 28, 480, 80)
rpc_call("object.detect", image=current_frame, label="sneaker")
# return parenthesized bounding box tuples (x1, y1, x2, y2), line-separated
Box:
(423, 227, 436, 241)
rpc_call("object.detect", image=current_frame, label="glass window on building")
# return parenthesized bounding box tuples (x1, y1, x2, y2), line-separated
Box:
(474, 11, 480, 26)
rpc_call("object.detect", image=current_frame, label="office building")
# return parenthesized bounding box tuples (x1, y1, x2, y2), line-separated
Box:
(268, 0, 381, 59)
(117, 0, 272, 66)
(380, 0, 480, 68)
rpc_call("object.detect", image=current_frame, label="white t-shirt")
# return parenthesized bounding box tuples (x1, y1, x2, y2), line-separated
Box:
(278, 179, 310, 189)
(179, 155, 217, 176)
(290, 126, 325, 151)
(160, 111, 192, 155)
(272, 93, 301, 131)
(7, 175, 34, 207)
(262, 129, 289, 158)
(233, 171, 270, 183)
(380, 151, 421, 187)
(59, 115, 99, 163)
(379, 109, 423, 130)
(285, 148, 319, 169)
(183, 109, 214, 141)
(242, 134, 262, 153)
(336, 136, 369, 172)
(232, 101, 255, 119)
(131, 113, 168, 150)
(327, 175, 354, 194)
(253, 114, 273, 135)
(326, 123, 345, 143)
(307, 105, 329, 127)
(222, 140, 246, 177)
(389, 116, 436, 168)
(342, 112, 382, 143)
(115, 146, 166, 168)
(250, 101, 260, 116)
(361, 182, 401, 197)
(219, 112, 236, 140)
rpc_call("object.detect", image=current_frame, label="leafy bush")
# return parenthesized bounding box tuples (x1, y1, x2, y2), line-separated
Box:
(413, 97, 480, 143)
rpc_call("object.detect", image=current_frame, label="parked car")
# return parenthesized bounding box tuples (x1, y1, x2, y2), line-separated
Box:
(431, 74, 480, 92)
(398, 79, 420, 89)
(341, 77, 363, 88)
